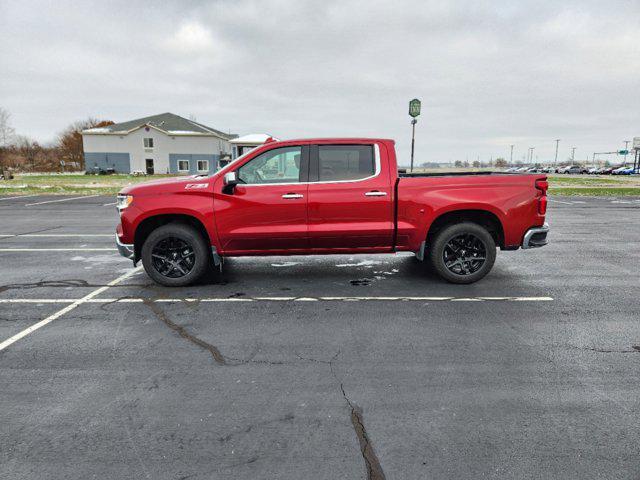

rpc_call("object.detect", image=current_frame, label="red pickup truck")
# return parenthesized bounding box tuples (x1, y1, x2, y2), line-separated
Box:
(115, 138, 548, 286)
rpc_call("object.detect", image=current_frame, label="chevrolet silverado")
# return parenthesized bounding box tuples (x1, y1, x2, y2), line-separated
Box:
(115, 138, 549, 286)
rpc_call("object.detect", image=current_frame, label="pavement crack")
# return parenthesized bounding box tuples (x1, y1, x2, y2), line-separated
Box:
(329, 351, 386, 480)
(0, 225, 62, 241)
(568, 344, 640, 354)
(143, 299, 226, 365)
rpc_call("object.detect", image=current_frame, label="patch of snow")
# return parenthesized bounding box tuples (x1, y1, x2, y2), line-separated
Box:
(230, 133, 277, 144)
(335, 260, 382, 267)
(271, 262, 301, 267)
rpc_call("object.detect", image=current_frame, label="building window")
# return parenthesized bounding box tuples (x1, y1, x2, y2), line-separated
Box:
(177, 160, 190, 172)
(197, 160, 209, 172)
(144, 138, 154, 148)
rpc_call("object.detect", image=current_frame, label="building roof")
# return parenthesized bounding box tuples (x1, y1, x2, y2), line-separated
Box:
(230, 133, 278, 145)
(82, 112, 236, 140)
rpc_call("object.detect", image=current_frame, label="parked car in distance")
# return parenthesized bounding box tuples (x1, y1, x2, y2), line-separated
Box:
(561, 165, 585, 174)
(115, 138, 549, 286)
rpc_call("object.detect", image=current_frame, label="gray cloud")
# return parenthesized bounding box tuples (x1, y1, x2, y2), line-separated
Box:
(1, 0, 639, 164)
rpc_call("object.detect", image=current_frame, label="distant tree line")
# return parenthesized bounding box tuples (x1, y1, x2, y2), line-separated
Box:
(0, 107, 113, 173)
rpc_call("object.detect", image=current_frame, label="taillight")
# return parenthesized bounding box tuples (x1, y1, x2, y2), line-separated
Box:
(535, 178, 548, 214)
(535, 179, 548, 193)
(538, 196, 547, 214)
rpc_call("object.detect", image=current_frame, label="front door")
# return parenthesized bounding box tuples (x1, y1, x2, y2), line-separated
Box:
(213, 145, 309, 254)
(307, 143, 394, 249)
(145, 159, 154, 175)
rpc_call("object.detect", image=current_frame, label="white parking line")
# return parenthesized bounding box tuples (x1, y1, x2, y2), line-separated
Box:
(24, 195, 100, 206)
(0, 234, 112, 238)
(0, 248, 116, 252)
(103, 202, 116, 206)
(0, 267, 142, 352)
(0, 296, 554, 304)
(0, 194, 41, 201)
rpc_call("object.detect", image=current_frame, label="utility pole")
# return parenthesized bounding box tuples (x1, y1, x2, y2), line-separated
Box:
(624, 140, 630, 165)
(571, 147, 576, 163)
(510, 144, 514, 164)
(554, 139, 560, 167)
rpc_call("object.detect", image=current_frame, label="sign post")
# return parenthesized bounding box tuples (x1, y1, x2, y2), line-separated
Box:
(409, 99, 421, 172)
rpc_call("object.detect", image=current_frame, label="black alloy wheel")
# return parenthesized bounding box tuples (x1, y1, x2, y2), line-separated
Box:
(429, 222, 497, 284)
(442, 233, 487, 276)
(151, 237, 196, 278)
(141, 223, 211, 287)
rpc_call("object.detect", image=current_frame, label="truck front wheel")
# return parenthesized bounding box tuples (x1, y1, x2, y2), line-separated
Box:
(429, 222, 496, 284)
(141, 223, 210, 287)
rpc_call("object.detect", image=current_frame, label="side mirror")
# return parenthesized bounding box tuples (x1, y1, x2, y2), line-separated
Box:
(223, 171, 238, 185)
(222, 171, 239, 194)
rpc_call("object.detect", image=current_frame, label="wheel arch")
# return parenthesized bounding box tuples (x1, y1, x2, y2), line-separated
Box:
(134, 213, 213, 262)
(425, 209, 505, 249)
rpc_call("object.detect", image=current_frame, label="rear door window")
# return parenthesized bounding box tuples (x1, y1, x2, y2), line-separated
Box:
(316, 145, 375, 182)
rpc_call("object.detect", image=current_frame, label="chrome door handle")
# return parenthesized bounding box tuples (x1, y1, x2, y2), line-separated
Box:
(282, 193, 304, 199)
(365, 191, 387, 196)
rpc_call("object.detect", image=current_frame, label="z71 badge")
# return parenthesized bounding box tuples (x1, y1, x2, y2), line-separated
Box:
(185, 183, 209, 189)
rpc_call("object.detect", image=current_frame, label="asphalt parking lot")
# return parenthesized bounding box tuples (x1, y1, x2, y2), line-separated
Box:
(1, 194, 639, 479)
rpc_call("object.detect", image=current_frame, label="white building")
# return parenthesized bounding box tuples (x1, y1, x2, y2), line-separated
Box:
(82, 112, 236, 174)
(230, 133, 278, 159)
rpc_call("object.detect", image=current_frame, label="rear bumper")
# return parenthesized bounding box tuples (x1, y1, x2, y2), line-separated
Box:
(522, 223, 549, 249)
(115, 233, 135, 260)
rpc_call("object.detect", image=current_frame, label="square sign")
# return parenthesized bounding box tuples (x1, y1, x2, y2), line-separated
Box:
(409, 98, 421, 118)
(634, 137, 640, 149)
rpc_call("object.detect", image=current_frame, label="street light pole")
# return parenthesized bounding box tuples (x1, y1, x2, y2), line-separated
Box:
(571, 147, 576, 163)
(554, 139, 560, 167)
(510, 144, 514, 164)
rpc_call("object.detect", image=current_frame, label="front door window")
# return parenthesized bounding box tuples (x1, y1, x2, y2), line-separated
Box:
(145, 159, 154, 175)
(237, 146, 303, 184)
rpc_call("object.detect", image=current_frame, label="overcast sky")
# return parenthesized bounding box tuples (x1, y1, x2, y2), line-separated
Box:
(1, 0, 639, 165)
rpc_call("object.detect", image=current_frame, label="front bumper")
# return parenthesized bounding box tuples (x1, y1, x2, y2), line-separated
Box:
(522, 223, 549, 249)
(115, 233, 135, 260)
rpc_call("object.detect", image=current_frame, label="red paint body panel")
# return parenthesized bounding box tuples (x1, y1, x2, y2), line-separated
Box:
(116, 138, 546, 258)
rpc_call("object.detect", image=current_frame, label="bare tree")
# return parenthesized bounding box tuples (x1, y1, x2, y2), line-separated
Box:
(0, 107, 16, 146)
(13, 135, 41, 170)
(57, 118, 113, 170)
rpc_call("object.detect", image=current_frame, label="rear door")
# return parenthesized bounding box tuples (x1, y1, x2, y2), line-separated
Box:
(307, 143, 394, 249)
(214, 145, 309, 253)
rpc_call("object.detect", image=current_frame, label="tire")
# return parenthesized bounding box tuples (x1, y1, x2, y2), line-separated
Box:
(141, 223, 210, 287)
(429, 222, 496, 284)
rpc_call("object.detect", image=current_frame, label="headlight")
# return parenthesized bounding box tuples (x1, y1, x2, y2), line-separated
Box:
(116, 194, 133, 210)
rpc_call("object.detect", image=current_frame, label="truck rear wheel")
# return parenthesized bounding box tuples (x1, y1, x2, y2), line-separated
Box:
(141, 223, 210, 287)
(429, 222, 496, 284)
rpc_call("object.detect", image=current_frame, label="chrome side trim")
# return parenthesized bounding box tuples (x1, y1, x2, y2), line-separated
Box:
(522, 223, 549, 249)
(239, 143, 382, 187)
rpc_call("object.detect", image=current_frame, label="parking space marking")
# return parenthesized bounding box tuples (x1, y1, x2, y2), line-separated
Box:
(0, 267, 142, 352)
(0, 296, 554, 304)
(0, 248, 116, 252)
(0, 234, 112, 238)
(0, 194, 41, 201)
(24, 195, 100, 206)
